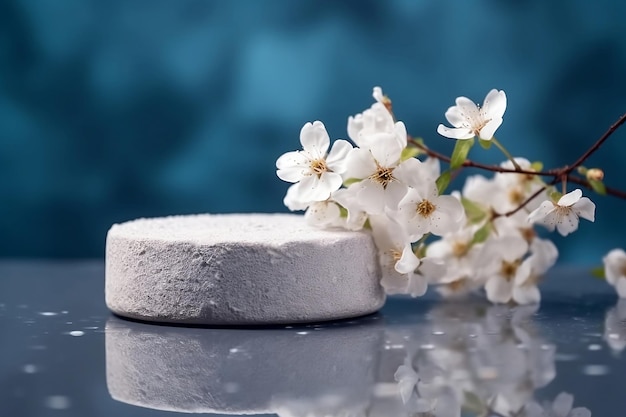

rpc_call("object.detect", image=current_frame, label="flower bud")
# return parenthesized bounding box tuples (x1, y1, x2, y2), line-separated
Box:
(586, 168, 604, 182)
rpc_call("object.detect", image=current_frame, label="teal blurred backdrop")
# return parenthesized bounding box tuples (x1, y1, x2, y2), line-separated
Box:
(0, 0, 625, 262)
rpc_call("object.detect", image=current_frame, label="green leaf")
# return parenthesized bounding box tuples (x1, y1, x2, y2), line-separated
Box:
(589, 179, 607, 195)
(550, 190, 563, 203)
(400, 146, 421, 161)
(450, 138, 474, 170)
(436, 170, 452, 195)
(531, 161, 544, 172)
(343, 178, 361, 187)
(338, 205, 348, 218)
(590, 266, 606, 280)
(471, 222, 493, 245)
(461, 197, 488, 224)
(478, 138, 492, 150)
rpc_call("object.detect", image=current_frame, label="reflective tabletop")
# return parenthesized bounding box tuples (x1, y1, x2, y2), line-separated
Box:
(0, 261, 624, 417)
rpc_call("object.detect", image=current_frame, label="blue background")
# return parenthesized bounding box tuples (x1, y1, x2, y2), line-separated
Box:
(1, 0, 625, 262)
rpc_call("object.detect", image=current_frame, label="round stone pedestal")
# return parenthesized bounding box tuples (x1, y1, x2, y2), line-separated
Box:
(105, 213, 384, 325)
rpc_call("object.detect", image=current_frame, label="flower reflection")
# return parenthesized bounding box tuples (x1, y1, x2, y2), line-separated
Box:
(604, 299, 626, 353)
(391, 301, 588, 417)
(523, 392, 591, 417)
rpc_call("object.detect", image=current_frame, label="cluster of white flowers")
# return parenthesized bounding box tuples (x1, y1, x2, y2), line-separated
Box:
(276, 87, 599, 305)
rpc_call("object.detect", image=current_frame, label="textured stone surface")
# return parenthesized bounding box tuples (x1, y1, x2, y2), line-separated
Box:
(105, 316, 382, 413)
(105, 213, 384, 325)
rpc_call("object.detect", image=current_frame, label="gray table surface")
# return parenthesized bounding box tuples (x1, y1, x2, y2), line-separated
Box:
(0, 261, 624, 417)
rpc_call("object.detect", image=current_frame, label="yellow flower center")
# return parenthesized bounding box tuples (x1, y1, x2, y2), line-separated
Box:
(310, 159, 328, 178)
(452, 241, 469, 257)
(416, 200, 436, 218)
(500, 259, 521, 281)
(390, 249, 402, 263)
(370, 165, 395, 189)
(508, 187, 525, 205)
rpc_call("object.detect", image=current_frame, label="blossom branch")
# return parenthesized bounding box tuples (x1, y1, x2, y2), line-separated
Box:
(565, 112, 626, 175)
(408, 138, 554, 176)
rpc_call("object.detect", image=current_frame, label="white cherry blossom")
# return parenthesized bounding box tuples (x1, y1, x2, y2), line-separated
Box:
(347, 86, 401, 149)
(527, 189, 595, 237)
(303, 200, 342, 229)
(426, 226, 484, 296)
(276, 121, 352, 203)
(343, 124, 413, 214)
(512, 238, 558, 305)
(437, 89, 507, 140)
(479, 235, 529, 304)
(396, 180, 465, 240)
(603, 248, 626, 298)
(330, 186, 368, 231)
(370, 215, 426, 297)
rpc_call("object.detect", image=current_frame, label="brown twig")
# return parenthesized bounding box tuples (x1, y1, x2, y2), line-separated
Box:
(410, 112, 626, 217)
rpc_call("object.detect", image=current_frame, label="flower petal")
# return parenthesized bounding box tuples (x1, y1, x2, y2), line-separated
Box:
(317, 172, 343, 197)
(304, 201, 341, 228)
(429, 198, 464, 237)
(555, 210, 579, 236)
(478, 116, 502, 140)
(444, 106, 467, 128)
(573, 197, 595, 222)
(482, 89, 507, 119)
(617, 278, 626, 299)
(437, 124, 474, 139)
(395, 244, 420, 274)
(551, 392, 574, 416)
(276, 151, 310, 182)
(347, 114, 364, 143)
(603, 248, 626, 285)
(283, 183, 309, 211)
(344, 148, 377, 179)
(558, 188, 582, 207)
(384, 180, 409, 210)
(407, 274, 428, 297)
(393, 157, 424, 187)
(380, 270, 408, 295)
(393, 121, 408, 149)
(355, 180, 386, 214)
(372, 86, 384, 103)
(527, 201, 555, 226)
(513, 284, 541, 305)
(455, 96, 480, 118)
(300, 121, 330, 159)
(325, 139, 352, 173)
(485, 277, 513, 304)
(368, 132, 403, 166)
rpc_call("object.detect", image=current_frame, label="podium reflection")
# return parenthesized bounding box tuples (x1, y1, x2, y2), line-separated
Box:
(105, 300, 590, 416)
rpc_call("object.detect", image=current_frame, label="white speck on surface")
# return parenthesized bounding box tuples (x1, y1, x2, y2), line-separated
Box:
(296, 331, 309, 335)
(68, 331, 84, 337)
(608, 333, 620, 340)
(22, 364, 38, 374)
(39, 312, 57, 316)
(588, 344, 602, 351)
(44, 395, 71, 410)
(420, 344, 435, 350)
(582, 364, 609, 376)
(432, 330, 445, 335)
